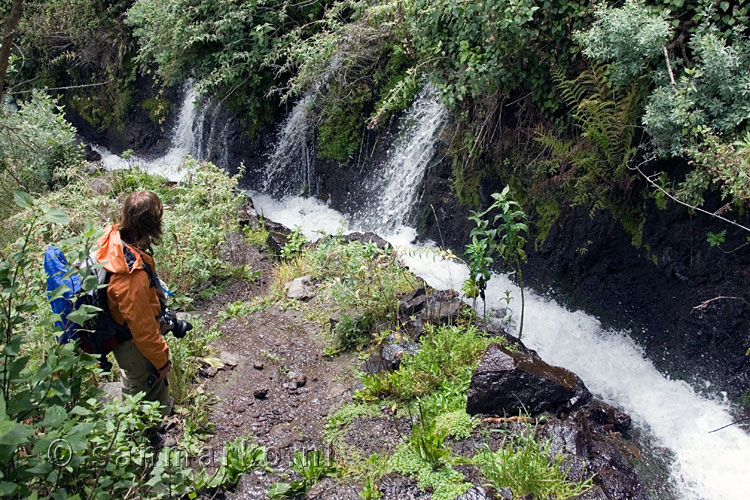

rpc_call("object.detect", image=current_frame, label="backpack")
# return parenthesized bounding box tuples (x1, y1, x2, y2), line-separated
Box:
(45, 246, 133, 370)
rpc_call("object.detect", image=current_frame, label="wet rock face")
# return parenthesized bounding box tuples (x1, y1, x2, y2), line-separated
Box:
(466, 344, 591, 416)
(539, 402, 653, 500)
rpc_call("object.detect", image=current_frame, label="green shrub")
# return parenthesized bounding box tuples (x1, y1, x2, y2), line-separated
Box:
(268, 449, 337, 498)
(358, 324, 497, 403)
(0, 92, 81, 219)
(388, 442, 470, 500)
(0, 193, 196, 498)
(474, 426, 594, 500)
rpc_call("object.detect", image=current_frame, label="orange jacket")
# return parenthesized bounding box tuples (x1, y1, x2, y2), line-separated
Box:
(95, 225, 170, 370)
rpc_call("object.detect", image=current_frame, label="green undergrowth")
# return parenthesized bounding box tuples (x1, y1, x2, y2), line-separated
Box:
(274, 235, 417, 354)
(475, 427, 594, 499)
(0, 161, 261, 497)
(321, 321, 592, 499)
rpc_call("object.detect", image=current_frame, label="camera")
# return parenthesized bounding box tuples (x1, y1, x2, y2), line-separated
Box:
(158, 308, 193, 339)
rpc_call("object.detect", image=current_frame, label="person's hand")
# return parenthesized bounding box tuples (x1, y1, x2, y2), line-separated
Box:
(158, 361, 171, 380)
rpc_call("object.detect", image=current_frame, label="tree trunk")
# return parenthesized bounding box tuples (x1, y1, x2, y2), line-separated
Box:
(0, 0, 24, 107)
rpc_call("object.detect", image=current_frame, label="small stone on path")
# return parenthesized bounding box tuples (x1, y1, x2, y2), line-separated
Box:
(253, 360, 264, 370)
(219, 351, 238, 367)
(253, 387, 269, 399)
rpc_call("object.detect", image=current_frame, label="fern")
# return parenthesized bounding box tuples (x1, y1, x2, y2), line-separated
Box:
(536, 66, 643, 209)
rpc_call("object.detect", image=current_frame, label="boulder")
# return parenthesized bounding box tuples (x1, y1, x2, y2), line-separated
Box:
(398, 287, 428, 319)
(380, 334, 419, 370)
(537, 403, 651, 500)
(420, 290, 465, 325)
(286, 275, 315, 300)
(265, 220, 292, 256)
(361, 333, 419, 374)
(455, 487, 493, 500)
(466, 344, 591, 416)
(343, 231, 391, 250)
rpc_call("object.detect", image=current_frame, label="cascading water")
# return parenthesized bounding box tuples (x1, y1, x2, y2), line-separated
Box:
(261, 94, 316, 198)
(92, 73, 748, 499)
(354, 83, 448, 232)
(252, 84, 749, 500)
(93, 83, 230, 181)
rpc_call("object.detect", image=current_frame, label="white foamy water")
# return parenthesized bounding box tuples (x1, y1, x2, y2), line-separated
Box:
(355, 84, 448, 230)
(261, 95, 316, 197)
(93, 84, 208, 182)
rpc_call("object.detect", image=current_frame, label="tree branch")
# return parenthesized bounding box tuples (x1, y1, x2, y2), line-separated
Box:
(629, 158, 750, 234)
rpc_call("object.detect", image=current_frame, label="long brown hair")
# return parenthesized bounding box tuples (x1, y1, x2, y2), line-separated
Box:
(118, 191, 163, 250)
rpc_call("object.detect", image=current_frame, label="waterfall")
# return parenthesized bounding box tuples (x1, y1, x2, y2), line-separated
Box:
(93, 83, 230, 181)
(251, 84, 749, 499)
(262, 94, 317, 198)
(355, 83, 448, 232)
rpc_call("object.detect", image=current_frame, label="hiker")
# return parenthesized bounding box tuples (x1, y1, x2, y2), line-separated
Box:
(95, 190, 174, 415)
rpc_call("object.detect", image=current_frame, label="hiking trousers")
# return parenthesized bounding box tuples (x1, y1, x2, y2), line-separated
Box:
(112, 340, 171, 415)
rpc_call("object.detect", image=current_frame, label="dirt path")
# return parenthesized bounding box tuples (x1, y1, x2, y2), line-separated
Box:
(197, 264, 360, 498)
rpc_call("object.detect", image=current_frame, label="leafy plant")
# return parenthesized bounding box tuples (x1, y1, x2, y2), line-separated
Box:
(281, 226, 307, 260)
(268, 449, 337, 498)
(464, 186, 529, 337)
(389, 441, 470, 500)
(474, 427, 594, 500)
(706, 230, 727, 247)
(0, 192, 197, 498)
(329, 313, 373, 355)
(193, 437, 269, 490)
(409, 405, 451, 470)
(223, 438, 269, 485)
(0, 92, 81, 220)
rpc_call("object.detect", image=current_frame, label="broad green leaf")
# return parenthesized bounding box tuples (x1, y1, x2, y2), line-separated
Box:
(0, 420, 33, 448)
(13, 191, 34, 209)
(43, 208, 69, 225)
(0, 481, 17, 496)
(40, 406, 67, 428)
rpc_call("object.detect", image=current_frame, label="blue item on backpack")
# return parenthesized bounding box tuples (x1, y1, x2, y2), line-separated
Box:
(44, 246, 81, 340)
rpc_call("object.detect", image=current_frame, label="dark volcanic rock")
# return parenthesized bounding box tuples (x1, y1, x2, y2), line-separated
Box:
(380, 334, 419, 370)
(466, 344, 591, 416)
(361, 333, 419, 374)
(537, 402, 652, 500)
(343, 231, 391, 250)
(265, 220, 292, 256)
(456, 487, 493, 500)
(420, 289, 466, 325)
(398, 287, 427, 318)
(378, 473, 430, 500)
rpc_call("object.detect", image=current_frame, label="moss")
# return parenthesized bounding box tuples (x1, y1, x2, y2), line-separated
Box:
(534, 197, 559, 248)
(68, 81, 134, 132)
(141, 95, 173, 125)
(620, 210, 645, 249)
(317, 103, 365, 162)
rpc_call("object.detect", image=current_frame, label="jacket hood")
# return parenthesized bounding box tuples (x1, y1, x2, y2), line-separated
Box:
(96, 225, 154, 274)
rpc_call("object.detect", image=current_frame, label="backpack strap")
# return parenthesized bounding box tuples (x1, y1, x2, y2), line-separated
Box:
(121, 243, 171, 312)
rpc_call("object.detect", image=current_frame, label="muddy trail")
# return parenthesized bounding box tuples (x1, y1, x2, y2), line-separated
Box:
(192, 234, 361, 498)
